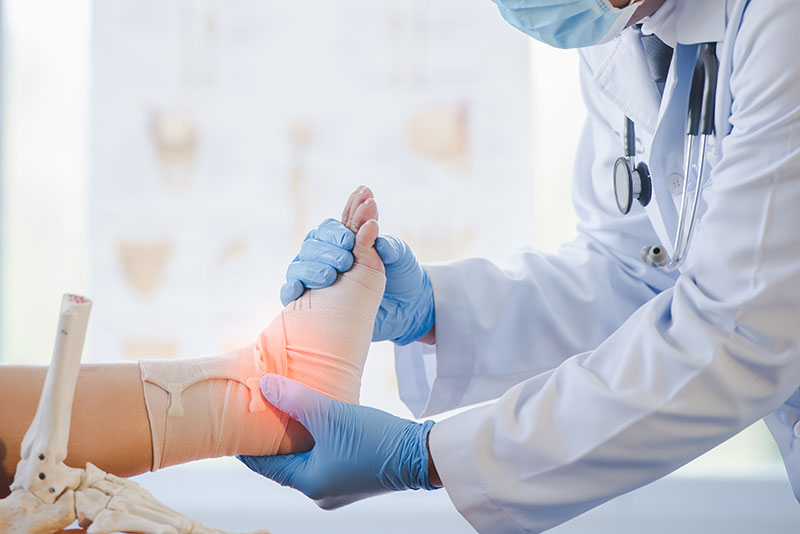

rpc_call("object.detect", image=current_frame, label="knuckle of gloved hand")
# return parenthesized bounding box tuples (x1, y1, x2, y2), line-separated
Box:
(301, 242, 353, 271)
(285, 262, 308, 284)
(299, 239, 331, 260)
(305, 220, 331, 240)
(312, 266, 337, 287)
(331, 226, 355, 249)
(335, 249, 355, 271)
(307, 219, 334, 241)
(339, 230, 356, 249)
(313, 219, 354, 248)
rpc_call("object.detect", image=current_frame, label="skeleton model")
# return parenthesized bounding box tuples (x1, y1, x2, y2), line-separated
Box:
(0, 294, 270, 534)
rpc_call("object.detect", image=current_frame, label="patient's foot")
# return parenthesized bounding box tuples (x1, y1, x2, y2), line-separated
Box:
(138, 187, 387, 468)
(268, 186, 386, 405)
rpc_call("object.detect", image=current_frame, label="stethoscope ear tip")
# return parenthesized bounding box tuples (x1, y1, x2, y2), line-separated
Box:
(641, 245, 669, 268)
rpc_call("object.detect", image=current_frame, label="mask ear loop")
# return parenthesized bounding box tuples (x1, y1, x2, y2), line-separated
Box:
(598, 0, 646, 44)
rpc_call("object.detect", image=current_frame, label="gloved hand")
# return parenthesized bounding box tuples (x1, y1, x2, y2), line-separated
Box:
(281, 219, 435, 345)
(372, 234, 435, 345)
(238, 375, 438, 510)
(280, 218, 356, 306)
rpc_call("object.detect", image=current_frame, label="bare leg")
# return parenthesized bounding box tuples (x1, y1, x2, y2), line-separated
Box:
(0, 364, 311, 494)
(1, 299, 272, 534)
(1, 364, 145, 496)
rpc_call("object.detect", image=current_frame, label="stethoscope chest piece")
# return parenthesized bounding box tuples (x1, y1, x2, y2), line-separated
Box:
(613, 156, 652, 214)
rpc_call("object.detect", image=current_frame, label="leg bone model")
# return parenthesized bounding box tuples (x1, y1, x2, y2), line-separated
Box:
(0, 294, 269, 534)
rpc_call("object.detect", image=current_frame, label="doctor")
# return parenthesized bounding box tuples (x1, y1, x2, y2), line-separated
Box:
(240, 0, 800, 532)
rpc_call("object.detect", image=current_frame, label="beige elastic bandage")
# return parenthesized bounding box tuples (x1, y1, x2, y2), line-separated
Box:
(139, 263, 386, 471)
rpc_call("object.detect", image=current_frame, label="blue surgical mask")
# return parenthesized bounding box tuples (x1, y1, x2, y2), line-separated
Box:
(493, 0, 641, 49)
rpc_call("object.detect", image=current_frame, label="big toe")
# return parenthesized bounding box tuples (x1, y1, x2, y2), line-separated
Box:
(353, 220, 384, 273)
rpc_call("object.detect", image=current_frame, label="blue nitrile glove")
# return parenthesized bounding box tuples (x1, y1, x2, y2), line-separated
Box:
(281, 220, 435, 345)
(238, 375, 438, 510)
(372, 235, 435, 345)
(280, 219, 356, 306)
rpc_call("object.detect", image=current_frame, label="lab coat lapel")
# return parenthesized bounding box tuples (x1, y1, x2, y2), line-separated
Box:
(646, 43, 702, 256)
(589, 30, 662, 135)
(584, 30, 676, 253)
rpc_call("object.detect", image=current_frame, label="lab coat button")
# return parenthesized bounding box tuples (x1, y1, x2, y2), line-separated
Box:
(667, 173, 684, 195)
(793, 421, 800, 439)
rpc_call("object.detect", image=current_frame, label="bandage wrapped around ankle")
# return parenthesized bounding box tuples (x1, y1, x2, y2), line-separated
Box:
(139, 264, 386, 471)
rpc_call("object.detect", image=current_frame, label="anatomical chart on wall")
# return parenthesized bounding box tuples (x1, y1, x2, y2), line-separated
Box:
(90, 0, 534, 376)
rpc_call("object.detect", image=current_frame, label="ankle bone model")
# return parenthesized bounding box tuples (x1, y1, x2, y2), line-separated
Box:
(0, 294, 269, 534)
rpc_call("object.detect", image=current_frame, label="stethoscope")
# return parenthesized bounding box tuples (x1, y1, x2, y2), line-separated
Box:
(613, 42, 719, 272)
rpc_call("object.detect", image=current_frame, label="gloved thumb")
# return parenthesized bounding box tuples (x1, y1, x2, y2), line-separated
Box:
(259, 374, 327, 433)
(374, 235, 406, 266)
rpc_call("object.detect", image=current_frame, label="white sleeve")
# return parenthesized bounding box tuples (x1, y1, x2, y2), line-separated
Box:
(427, 4, 800, 533)
(396, 53, 677, 418)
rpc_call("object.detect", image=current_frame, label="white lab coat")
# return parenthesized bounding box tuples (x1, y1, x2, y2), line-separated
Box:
(394, 0, 800, 532)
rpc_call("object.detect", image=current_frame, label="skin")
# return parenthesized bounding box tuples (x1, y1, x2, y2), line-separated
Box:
(0, 364, 316, 500)
(0, 363, 152, 496)
(614, 0, 668, 26)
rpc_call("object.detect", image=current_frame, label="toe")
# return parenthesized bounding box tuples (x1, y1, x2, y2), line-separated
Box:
(349, 198, 379, 233)
(352, 220, 384, 272)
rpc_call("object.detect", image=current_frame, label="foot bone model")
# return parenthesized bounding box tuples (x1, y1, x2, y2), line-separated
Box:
(0, 294, 270, 534)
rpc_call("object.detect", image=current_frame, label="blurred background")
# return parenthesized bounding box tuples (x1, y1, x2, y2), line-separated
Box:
(1, 1, 798, 532)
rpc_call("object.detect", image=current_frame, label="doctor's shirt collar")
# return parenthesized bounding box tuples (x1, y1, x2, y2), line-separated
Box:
(638, 0, 727, 47)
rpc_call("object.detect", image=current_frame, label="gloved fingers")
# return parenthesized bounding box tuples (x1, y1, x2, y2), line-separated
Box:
(285, 261, 338, 289)
(297, 238, 355, 272)
(342, 186, 374, 230)
(237, 453, 310, 488)
(315, 494, 360, 511)
(260, 375, 331, 433)
(280, 280, 305, 306)
(306, 218, 356, 249)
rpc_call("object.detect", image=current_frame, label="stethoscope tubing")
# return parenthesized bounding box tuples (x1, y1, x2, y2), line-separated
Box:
(663, 133, 710, 271)
(621, 42, 719, 272)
